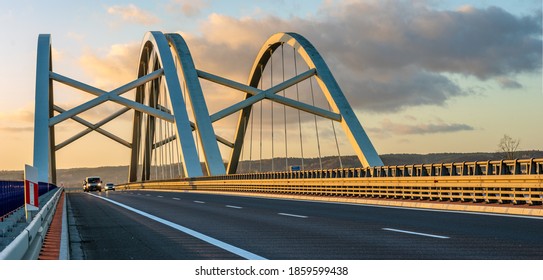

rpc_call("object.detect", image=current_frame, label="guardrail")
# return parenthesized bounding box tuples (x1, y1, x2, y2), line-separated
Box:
(0, 187, 63, 260)
(0, 181, 23, 220)
(119, 158, 543, 205)
(1, 181, 57, 220)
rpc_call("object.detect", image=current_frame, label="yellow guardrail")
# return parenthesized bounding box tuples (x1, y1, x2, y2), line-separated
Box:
(119, 158, 543, 205)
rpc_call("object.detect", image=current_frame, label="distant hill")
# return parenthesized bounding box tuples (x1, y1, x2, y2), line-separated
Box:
(2, 150, 541, 189)
(0, 165, 129, 191)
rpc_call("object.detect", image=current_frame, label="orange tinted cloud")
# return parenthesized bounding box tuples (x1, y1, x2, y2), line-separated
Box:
(107, 4, 159, 25)
(79, 42, 140, 90)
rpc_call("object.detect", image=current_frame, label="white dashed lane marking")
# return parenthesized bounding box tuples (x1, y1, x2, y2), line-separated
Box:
(382, 228, 450, 239)
(278, 213, 308, 219)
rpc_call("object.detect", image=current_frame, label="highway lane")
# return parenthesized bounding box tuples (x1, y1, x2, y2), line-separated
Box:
(67, 190, 543, 259)
(67, 192, 243, 260)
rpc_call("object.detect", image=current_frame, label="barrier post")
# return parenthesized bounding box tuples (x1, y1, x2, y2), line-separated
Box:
(24, 165, 39, 222)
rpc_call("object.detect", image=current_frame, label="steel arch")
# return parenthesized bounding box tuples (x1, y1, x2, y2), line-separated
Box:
(34, 34, 56, 183)
(166, 33, 226, 176)
(33, 31, 382, 184)
(227, 32, 383, 174)
(130, 31, 204, 180)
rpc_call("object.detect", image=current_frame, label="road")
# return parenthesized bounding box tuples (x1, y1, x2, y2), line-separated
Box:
(67, 190, 543, 260)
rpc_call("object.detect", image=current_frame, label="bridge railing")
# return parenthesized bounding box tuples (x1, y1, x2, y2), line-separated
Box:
(204, 158, 543, 180)
(1, 181, 57, 221)
(119, 158, 543, 205)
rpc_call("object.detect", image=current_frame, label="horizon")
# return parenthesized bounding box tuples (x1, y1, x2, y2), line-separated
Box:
(2, 149, 542, 172)
(0, 1, 541, 171)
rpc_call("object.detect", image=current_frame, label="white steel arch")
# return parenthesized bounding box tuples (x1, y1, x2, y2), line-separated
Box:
(33, 31, 382, 184)
(129, 31, 226, 181)
(226, 32, 383, 174)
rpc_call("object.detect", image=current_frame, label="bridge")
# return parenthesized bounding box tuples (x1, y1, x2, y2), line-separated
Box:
(1, 31, 542, 260)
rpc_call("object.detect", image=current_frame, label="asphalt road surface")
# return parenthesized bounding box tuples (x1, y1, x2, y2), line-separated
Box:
(67, 190, 543, 260)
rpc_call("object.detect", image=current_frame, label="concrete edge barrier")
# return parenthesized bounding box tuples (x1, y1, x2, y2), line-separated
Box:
(59, 194, 69, 260)
(0, 188, 63, 260)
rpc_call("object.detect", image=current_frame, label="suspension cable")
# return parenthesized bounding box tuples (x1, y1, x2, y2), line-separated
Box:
(293, 47, 304, 170)
(153, 103, 158, 180)
(174, 57, 183, 178)
(165, 84, 173, 179)
(270, 48, 275, 172)
(177, 81, 187, 178)
(148, 85, 155, 181)
(309, 74, 323, 170)
(139, 96, 147, 181)
(195, 129, 200, 173)
(159, 85, 165, 180)
(248, 77, 255, 172)
(281, 43, 288, 171)
(239, 115, 246, 172)
(329, 102, 343, 168)
(259, 64, 263, 172)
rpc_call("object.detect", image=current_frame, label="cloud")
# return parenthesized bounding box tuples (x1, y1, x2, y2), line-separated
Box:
(496, 76, 523, 89)
(82, 1, 541, 116)
(169, 0, 208, 17)
(369, 119, 474, 136)
(181, 1, 541, 113)
(107, 4, 159, 25)
(0, 107, 34, 135)
(79, 42, 140, 90)
(0, 107, 34, 123)
(0, 126, 33, 133)
(314, 1, 542, 77)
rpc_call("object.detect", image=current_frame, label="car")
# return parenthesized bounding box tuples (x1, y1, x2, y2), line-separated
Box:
(83, 176, 102, 192)
(104, 183, 115, 191)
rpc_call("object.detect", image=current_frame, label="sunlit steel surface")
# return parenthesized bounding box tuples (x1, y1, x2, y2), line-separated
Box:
(227, 32, 383, 174)
(33, 31, 383, 184)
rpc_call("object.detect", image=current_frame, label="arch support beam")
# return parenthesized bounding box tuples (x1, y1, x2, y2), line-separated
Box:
(33, 34, 56, 183)
(166, 33, 226, 176)
(33, 31, 382, 184)
(227, 32, 383, 174)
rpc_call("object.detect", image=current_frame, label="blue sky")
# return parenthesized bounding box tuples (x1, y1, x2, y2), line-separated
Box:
(0, 0, 541, 170)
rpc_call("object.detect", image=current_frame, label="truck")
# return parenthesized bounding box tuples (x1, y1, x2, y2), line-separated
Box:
(83, 176, 102, 192)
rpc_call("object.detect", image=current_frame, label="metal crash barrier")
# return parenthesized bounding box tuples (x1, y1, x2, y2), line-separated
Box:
(119, 158, 543, 205)
(0, 187, 63, 260)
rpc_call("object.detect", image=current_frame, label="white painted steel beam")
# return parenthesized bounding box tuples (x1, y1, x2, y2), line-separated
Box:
(49, 69, 172, 126)
(53, 106, 131, 150)
(227, 33, 383, 174)
(167, 33, 225, 176)
(197, 69, 260, 95)
(34, 31, 385, 184)
(33, 34, 56, 183)
(284, 32, 383, 168)
(132, 31, 202, 178)
(228, 32, 383, 174)
(264, 92, 341, 121)
(208, 68, 338, 122)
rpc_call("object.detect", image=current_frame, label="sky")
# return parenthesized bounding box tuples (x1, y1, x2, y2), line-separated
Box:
(0, 0, 541, 171)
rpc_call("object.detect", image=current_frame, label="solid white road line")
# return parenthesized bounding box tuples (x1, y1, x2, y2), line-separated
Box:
(226, 205, 243, 209)
(88, 193, 266, 260)
(278, 212, 308, 219)
(194, 200, 205, 204)
(382, 228, 450, 239)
